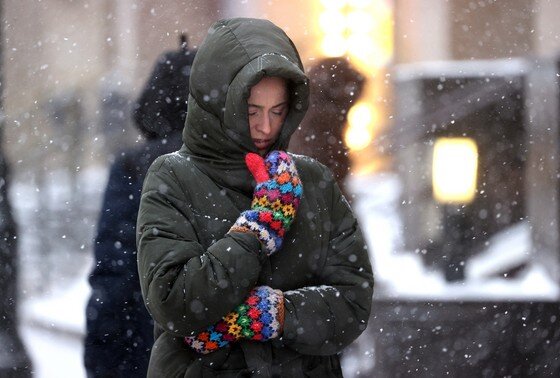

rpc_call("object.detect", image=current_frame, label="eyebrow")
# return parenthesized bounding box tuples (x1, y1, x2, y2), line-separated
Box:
(248, 101, 289, 109)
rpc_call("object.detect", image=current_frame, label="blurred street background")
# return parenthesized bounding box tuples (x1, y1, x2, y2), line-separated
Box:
(3, 0, 560, 376)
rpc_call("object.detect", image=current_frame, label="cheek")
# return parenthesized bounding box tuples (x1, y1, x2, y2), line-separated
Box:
(272, 120, 283, 137)
(273, 114, 287, 136)
(248, 119, 258, 137)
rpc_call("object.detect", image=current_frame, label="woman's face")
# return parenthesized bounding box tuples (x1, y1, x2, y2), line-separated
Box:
(248, 76, 289, 155)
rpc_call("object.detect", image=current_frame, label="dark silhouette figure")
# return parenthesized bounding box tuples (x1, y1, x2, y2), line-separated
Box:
(289, 57, 365, 199)
(0, 139, 33, 377)
(84, 36, 195, 378)
(0, 1, 33, 372)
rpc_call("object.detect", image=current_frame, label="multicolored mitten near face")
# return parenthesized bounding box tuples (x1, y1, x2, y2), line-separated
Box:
(184, 286, 284, 354)
(229, 150, 303, 255)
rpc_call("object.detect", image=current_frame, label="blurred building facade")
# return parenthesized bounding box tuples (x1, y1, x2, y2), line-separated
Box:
(378, 1, 560, 376)
(4, 0, 221, 173)
(391, 0, 560, 283)
(395, 0, 560, 63)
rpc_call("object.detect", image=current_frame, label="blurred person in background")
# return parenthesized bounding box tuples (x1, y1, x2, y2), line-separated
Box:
(84, 35, 195, 377)
(289, 57, 365, 201)
(136, 18, 373, 377)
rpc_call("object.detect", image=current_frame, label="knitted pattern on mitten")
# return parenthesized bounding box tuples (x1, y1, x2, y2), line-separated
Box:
(230, 151, 302, 255)
(184, 286, 284, 354)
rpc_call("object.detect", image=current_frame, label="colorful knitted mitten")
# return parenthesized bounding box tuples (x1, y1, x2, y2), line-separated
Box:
(184, 286, 284, 354)
(229, 150, 302, 255)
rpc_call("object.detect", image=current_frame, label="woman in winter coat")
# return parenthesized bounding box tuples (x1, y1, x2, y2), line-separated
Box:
(136, 18, 374, 377)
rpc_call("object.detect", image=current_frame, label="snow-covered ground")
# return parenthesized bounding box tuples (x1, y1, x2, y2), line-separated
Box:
(14, 166, 104, 378)
(18, 251, 90, 378)
(20, 319, 86, 378)
(12, 168, 560, 377)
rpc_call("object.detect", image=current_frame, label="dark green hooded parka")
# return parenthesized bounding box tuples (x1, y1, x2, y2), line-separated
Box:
(137, 18, 374, 377)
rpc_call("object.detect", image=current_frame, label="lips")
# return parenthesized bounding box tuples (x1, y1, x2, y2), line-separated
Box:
(253, 139, 271, 150)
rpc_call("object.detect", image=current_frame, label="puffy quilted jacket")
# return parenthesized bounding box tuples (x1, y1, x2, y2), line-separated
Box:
(137, 18, 373, 377)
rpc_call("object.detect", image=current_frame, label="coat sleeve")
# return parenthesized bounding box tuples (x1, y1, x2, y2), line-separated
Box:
(136, 156, 266, 337)
(280, 166, 374, 356)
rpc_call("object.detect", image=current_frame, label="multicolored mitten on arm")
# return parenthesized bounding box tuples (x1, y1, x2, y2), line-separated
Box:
(184, 286, 284, 354)
(229, 151, 303, 255)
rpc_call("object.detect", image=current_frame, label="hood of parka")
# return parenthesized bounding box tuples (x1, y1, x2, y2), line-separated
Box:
(182, 18, 309, 193)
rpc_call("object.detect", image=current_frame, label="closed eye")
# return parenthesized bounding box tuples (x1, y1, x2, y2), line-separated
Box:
(272, 105, 287, 116)
(248, 106, 260, 117)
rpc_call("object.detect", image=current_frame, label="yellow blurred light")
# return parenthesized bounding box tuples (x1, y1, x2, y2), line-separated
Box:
(347, 11, 373, 34)
(348, 102, 374, 127)
(315, 0, 394, 157)
(347, 33, 373, 58)
(432, 138, 478, 204)
(319, 10, 347, 34)
(321, 0, 347, 9)
(321, 33, 348, 57)
(345, 102, 375, 151)
(348, 0, 373, 8)
(345, 124, 373, 151)
(345, 3, 393, 72)
(371, 0, 391, 15)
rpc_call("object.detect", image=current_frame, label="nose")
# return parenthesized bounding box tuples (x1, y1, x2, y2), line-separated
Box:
(259, 114, 272, 135)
